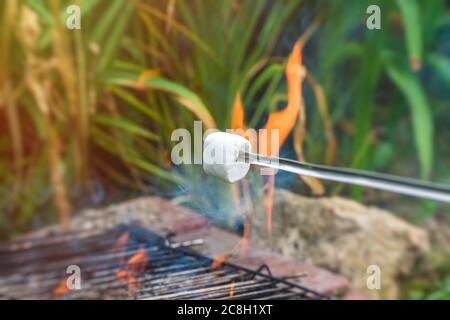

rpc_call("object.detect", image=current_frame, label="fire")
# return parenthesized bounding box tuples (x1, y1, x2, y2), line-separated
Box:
(52, 277, 70, 298)
(211, 255, 226, 269)
(116, 269, 128, 280)
(127, 247, 149, 275)
(116, 245, 149, 297)
(231, 40, 305, 236)
(231, 94, 245, 130)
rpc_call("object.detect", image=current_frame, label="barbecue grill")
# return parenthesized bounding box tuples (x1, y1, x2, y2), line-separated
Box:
(0, 225, 328, 300)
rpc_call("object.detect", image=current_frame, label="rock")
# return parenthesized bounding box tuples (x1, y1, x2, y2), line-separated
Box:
(250, 189, 430, 299)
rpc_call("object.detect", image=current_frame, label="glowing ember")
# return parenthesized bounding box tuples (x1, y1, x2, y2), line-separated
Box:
(127, 247, 149, 275)
(116, 269, 128, 280)
(116, 245, 149, 297)
(211, 255, 226, 269)
(52, 277, 70, 298)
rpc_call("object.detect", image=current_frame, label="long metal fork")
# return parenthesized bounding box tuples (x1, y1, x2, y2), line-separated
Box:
(241, 152, 450, 203)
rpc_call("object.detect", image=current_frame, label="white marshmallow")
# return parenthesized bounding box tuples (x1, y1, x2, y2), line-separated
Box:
(203, 132, 251, 183)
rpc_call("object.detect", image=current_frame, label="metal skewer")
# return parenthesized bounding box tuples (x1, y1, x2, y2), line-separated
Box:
(241, 152, 450, 203)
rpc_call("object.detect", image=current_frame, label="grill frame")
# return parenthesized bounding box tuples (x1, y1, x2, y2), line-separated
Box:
(0, 226, 329, 300)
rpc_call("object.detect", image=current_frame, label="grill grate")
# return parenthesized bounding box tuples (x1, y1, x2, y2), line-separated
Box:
(0, 226, 328, 300)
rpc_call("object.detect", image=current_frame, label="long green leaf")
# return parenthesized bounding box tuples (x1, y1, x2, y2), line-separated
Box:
(91, 0, 124, 43)
(385, 59, 433, 179)
(91, 127, 180, 185)
(102, 72, 216, 128)
(111, 86, 162, 123)
(127, 156, 183, 185)
(396, 0, 423, 70)
(245, 63, 283, 102)
(98, 2, 133, 71)
(144, 77, 216, 128)
(93, 114, 160, 142)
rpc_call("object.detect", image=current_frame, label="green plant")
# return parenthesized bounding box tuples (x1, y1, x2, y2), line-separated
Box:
(134, 0, 303, 130)
(403, 250, 450, 300)
(1, 0, 449, 239)
(0, 0, 306, 237)
(0, 0, 183, 236)
(311, 0, 450, 190)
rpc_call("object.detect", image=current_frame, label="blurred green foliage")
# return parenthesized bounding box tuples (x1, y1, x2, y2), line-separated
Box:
(403, 249, 450, 300)
(0, 0, 450, 299)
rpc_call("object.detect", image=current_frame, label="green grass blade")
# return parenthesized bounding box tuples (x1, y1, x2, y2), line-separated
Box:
(91, 0, 124, 43)
(245, 63, 283, 102)
(396, 0, 423, 70)
(110, 86, 162, 123)
(385, 58, 434, 179)
(126, 156, 183, 185)
(93, 114, 161, 142)
(97, 2, 133, 71)
(102, 72, 216, 128)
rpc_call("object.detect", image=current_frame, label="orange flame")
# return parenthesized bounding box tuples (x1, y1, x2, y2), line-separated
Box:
(211, 255, 226, 269)
(231, 94, 245, 130)
(116, 269, 128, 280)
(116, 245, 149, 297)
(231, 40, 304, 236)
(262, 41, 303, 151)
(52, 277, 70, 298)
(127, 247, 149, 275)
